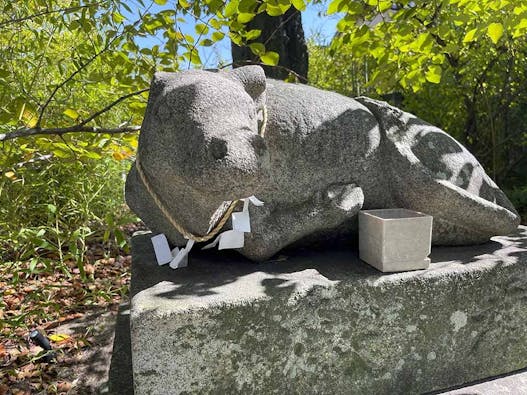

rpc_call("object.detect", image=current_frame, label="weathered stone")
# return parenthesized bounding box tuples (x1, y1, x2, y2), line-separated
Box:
(125, 66, 520, 261)
(130, 226, 527, 395)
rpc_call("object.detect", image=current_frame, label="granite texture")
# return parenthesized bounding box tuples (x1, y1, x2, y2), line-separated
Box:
(438, 369, 527, 394)
(125, 66, 520, 261)
(130, 226, 527, 395)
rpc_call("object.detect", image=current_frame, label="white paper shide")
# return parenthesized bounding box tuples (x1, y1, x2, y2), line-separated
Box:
(151, 196, 263, 269)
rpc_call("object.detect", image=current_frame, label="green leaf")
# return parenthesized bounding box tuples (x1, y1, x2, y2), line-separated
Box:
(224, 0, 239, 17)
(487, 22, 504, 44)
(425, 65, 442, 84)
(83, 151, 102, 159)
(327, 0, 345, 15)
(195, 23, 209, 35)
(29, 258, 38, 273)
(154, 0, 168, 4)
(209, 18, 222, 29)
(206, 0, 224, 13)
(229, 32, 243, 45)
(291, 0, 306, 11)
(245, 29, 261, 40)
(249, 42, 265, 55)
(112, 12, 125, 24)
(261, 51, 279, 66)
(238, 0, 256, 12)
(63, 108, 79, 120)
(212, 31, 225, 41)
(266, 3, 289, 16)
(514, 5, 527, 15)
(237, 13, 255, 23)
(463, 28, 477, 43)
(200, 38, 214, 46)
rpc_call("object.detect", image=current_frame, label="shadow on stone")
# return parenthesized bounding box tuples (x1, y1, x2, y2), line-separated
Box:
(105, 302, 134, 395)
(49, 308, 117, 394)
(129, 226, 527, 394)
(132, 227, 527, 302)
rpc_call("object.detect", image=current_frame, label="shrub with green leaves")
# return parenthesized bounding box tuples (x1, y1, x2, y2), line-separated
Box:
(0, 151, 136, 277)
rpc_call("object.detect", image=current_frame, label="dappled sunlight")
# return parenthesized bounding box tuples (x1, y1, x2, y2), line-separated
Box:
(131, 226, 527, 312)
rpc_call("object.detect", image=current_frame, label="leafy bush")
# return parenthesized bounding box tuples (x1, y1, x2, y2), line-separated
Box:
(507, 187, 527, 224)
(309, 0, 527, 222)
(0, 142, 136, 279)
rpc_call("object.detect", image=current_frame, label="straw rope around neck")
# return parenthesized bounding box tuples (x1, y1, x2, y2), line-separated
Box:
(135, 155, 239, 243)
(259, 105, 267, 137)
(135, 104, 267, 243)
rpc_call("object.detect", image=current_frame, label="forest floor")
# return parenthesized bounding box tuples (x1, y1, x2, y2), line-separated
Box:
(0, 225, 143, 394)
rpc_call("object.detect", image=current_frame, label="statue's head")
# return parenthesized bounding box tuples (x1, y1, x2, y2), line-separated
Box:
(138, 65, 269, 200)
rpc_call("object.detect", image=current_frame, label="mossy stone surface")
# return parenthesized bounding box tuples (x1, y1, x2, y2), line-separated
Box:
(131, 227, 527, 395)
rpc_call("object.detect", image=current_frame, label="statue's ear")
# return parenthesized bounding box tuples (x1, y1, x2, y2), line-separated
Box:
(228, 65, 266, 104)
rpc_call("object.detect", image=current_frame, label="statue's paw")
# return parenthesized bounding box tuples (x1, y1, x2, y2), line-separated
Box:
(325, 183, 364, 214)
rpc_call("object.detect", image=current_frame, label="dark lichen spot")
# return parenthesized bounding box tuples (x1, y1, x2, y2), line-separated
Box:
(294, 342, 305, 356)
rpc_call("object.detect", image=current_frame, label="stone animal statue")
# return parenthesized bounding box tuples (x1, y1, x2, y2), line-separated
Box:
(125, 65, 520, 261)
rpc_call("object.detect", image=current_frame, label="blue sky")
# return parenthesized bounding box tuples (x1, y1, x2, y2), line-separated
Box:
(126, 0, 339, 68)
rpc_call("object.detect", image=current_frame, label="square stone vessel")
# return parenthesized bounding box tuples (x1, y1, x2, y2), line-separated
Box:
(359, 208, 433, 272)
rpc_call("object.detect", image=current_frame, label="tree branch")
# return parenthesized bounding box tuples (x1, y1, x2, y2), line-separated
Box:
(36, 29, 124, 127)
(0, 3, 101, 28)
(35, 14, 146, 127)
(79, 88, 149, 126)
(0, 125, 141, 141)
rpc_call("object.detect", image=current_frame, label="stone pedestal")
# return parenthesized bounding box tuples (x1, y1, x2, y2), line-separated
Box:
(130, 227, 527, 395)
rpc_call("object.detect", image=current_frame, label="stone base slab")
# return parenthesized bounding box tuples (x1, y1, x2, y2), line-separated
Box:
(130, 227, 527, 394)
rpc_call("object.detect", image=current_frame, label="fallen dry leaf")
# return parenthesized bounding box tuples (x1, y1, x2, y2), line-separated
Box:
(84, 263, 95, 275)
(0, 344, 7, 358)
(56, 381, 72, 392)
(1, 233, 133, 394)
(49, 333, 71, 343)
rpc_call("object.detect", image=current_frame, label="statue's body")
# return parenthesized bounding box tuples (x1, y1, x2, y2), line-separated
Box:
(126, 66, 520, 261)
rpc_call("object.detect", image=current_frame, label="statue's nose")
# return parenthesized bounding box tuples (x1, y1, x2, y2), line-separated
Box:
(209, 137, 228, 160)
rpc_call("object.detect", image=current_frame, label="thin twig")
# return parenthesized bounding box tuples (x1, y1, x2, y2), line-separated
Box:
(36, 28, 126, 127)
(263, 8, 300, 47)
(0, 3, 101, 28)
(79, 88, 149, 126)
(59, 134, 78, 159)
(0, 125, 141, 141)
(36, 10, 148, 128)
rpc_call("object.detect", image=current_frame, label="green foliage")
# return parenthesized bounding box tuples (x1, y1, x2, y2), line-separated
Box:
(0, 0, 151, 281)
(308, 40, 372, 97)
(329, 0, 527, 93)
(175, 0, 300, 66)
(0, 0, 302, 283)
(0, 152, 135, 279)
(310, 0, 527, 219)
